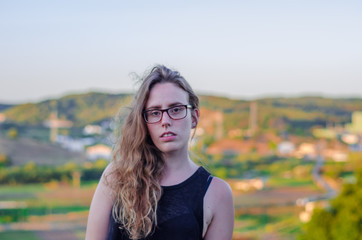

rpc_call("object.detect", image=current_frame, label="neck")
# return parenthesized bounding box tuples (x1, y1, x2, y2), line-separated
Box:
(160, 150, 198, 186)
(164, 149, 190, 168)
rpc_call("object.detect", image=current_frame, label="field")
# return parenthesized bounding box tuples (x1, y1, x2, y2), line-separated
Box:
(0, 176, 323, 240)
(232, 181, 322, 240)
(0, 182, 95, 240)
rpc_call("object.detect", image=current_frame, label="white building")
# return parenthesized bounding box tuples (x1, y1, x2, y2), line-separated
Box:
(295, 143, 317, 159)
(86, 144, 112, 161)
(277, 141, 296, 156)
(83, 125, 103, 135)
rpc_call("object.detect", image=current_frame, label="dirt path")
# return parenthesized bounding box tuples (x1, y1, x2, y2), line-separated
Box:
(311, 155, 337, 200)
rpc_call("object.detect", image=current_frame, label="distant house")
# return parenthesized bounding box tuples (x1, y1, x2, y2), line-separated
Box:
(83, 125, 103, 135)
(341, 133, 359, 145)
(277, 141, 296, 156)
(56, 135, 95, 153)
(322, 149, 348, 162)
(86, 144, 112, 161)
(295, 143, 317, 159)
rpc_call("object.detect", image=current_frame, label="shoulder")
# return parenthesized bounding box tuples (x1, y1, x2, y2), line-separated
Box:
(206, 177, 233, 205)
(204, 176, 234, 217)
(203, 177, 234, 239)
(91, 162, 117, 204)
(100, 162, 118, 188)
(85, 163, 116, 240)
(103, 161, 115, 176)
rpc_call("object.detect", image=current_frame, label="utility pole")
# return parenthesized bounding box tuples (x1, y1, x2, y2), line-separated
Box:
(248, 101, 258, 137)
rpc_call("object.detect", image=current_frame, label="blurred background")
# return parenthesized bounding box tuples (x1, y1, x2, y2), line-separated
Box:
(1, 1, 362, 239)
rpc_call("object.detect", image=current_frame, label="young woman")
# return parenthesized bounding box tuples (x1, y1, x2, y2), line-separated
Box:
(85, 65, 234, 240)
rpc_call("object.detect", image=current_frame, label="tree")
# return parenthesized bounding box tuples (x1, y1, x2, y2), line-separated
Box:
(7, 127, 18, 139)
(299, 168, 362, 240)
(0, 154, 11, 167)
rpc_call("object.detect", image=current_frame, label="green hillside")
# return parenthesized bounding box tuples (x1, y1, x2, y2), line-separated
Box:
(199, 96, 362, 134)
(1, 92, 133, 127)
(1, 93, 362, 133)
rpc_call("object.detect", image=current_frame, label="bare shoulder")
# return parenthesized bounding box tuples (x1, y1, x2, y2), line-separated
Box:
(101, 162, 115, 183)
(102, 161, 115, 178)
(99, 162, 118, 198)
(85, 162, 116, 240)
(203, 177, 234, 239)
(206, 176, 233, 205)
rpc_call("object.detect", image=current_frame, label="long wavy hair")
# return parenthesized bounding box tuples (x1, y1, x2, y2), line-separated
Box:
(109, 65, 199, 239)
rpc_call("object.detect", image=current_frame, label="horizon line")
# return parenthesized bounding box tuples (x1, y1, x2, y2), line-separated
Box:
(1, 89, 362, 105)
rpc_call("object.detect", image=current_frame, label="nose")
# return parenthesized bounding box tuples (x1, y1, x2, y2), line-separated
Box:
(161, 111, 171, 126)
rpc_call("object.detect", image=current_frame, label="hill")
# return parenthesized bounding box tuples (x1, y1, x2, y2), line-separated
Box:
(0, 137, 86, 166)
(200, 95, 362, 135)
(0, 104, 14, 112)
(1, 92, 362, 135)
(1, 92, 132, 127)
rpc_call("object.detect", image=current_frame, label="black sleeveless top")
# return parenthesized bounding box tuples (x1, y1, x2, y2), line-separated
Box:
(106, 167, 213, 240)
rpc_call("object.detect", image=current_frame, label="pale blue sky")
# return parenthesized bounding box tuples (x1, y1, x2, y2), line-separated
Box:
(1, 0, 361, 104)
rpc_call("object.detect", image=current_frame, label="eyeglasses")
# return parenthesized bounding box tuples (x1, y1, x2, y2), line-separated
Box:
(143, 104, 193, 124)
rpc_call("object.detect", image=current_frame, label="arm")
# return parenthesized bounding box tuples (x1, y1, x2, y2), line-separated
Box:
(85, 164, 115, 240)
(203, 177, 235, 240)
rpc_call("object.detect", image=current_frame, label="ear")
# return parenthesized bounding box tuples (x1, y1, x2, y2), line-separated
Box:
(191, 108, 199, 129)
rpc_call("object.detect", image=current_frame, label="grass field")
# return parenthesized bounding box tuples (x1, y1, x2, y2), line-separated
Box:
(0, 182, 94, 240)
(0, 231, 39, 240)
(0, 175, 322, 240)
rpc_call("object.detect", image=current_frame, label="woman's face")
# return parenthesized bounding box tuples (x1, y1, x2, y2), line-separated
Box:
(145, 82, 198, 155)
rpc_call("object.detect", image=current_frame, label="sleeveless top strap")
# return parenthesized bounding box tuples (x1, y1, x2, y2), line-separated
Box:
(205, 175, 213, 194)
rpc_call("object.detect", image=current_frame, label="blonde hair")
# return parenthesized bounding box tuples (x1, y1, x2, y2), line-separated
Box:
(109, 65, 199, 239)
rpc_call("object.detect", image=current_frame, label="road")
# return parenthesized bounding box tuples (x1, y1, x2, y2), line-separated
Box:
(302, 154, 337, 203)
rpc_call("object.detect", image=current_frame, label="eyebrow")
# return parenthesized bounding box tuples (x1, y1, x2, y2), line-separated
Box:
(145, 102, 186, 110)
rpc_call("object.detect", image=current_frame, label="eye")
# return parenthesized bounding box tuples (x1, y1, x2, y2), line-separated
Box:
(150, 110, 161, 116)
(170, 106, 183, 114)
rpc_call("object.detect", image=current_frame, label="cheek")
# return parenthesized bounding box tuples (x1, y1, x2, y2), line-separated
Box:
(146, 125, 155, 137)
(178, 120, 193, 136)
(146, 125, 159, 143)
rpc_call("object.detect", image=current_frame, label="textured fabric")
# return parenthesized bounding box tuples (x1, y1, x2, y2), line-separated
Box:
(106, 166, 213, 240)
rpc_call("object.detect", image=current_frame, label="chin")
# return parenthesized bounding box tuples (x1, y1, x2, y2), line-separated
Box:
(160, 147, 180, 154)
(158, 143, 185, 154)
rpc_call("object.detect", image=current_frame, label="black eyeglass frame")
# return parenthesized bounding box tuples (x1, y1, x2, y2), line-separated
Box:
(143, 104, 194, 124)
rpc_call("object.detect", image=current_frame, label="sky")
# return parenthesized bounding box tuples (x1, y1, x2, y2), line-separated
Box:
(1, 0, 362, 104)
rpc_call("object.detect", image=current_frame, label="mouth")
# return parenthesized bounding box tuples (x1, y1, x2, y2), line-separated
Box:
(160, 132, 176, 138)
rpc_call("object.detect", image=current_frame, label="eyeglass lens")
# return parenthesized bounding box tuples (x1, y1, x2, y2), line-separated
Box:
(145, 105, 188, 123)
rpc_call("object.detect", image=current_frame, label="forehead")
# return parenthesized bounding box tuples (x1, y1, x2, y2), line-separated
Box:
(146, 82, 189, 108)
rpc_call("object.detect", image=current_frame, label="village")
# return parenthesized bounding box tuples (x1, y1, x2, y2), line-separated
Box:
(1, 101, 362, 239)
(40, 105, 362, 165)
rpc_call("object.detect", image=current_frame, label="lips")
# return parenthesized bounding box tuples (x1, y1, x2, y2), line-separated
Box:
(160, 132, 176, 137)
(160, 131, 177, 142)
